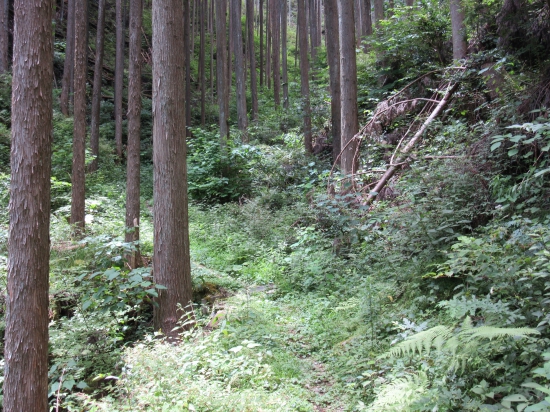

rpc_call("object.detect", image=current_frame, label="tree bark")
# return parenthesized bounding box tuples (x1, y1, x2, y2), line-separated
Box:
(115, 0, 125, 159)
(265, 0, 271, 89)
(199, 0, 206, 125)
(0, 0, 9, 72)
(338, 0, 359, 175)
(259, 0, 264, 87)
(70, 0, 87, 232)
(152, 0, 193, 340)
(184, 0, 192, 130)
(324, 0, 341, 162)
(125, 0, 142, 269)
(4, 0, 52, 409)
(363, 0, 372, 36)
(271, 0, 281, 107)
(60, 0, 75, 115)
(232, 0, 248, 133)
(216, 0, 229, 142)
(298, 0, 312, 153)
(90, 0, 106, 173)
(450, 0, 467, 60)
(281, 0, 289, 109)
(247, 0, 259, 119)
(373, 0, 383, 27)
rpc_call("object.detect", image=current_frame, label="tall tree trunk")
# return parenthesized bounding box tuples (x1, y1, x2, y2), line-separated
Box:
(216, 0, 229, 142)
(265, 0, 271, 89)
(298, 0, 312, 153)
(338, 0, 359, 175)
(282, 0, 289, 109)
(259, 0, 264, 86)
(309, 0, 316, 60)
(271, 0, 281, 107)
(324, 0, 341, 162)
(450, 0, 466, 60)
(60, 0, 75, 115)
(0, 0, 9, 72)
(90, 0, 106, 173)
(199, 0, 206, 125)
(184, 0, 192, 130)
(70, 0, 87, 232)
(115, 0, 125, 160)
(152, 0, 193, 340)
(210, 0, 214, 103)
(228, 0, 233, 91)
(247, 0, 259, 119)
(4, 0, 52, 408)
(373, 0, 383, 27)
(362, 0, 372, 36)
(125, 0, 142, 269)
(354, 0, 361, 47)
(232, 0, 248, 133)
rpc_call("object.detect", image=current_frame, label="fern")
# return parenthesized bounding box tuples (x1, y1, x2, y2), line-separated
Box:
(368, 372, 428, 412)
(383, 316, 540, 368)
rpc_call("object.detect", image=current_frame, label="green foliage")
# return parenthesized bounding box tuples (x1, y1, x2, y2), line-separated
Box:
(187, 127, 261, 203)
(368, 1, 452, 85)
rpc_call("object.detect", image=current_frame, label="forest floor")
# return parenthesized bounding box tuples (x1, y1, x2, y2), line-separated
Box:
(188, 264, 349, 412)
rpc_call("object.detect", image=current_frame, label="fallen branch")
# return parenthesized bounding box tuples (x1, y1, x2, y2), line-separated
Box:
(365, 82, 460, 204)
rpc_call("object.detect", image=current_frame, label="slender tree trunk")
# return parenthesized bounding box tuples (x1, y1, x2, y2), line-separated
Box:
(298, 0, 312, 153)
(354, 0, 361, 47)
(90, 0, 106, 173)
(265, 0, 271, 89)
(247, 0, 259, 119)
(232, 0, 248, 133)
(271, 0, 281, 107)
(115, 0, 125, 159)
(0, 0, 9, 72)
(363, 0, 372, 36)
(199, 0, 206, 125)
(216, 0, 229, 142)
(309, 0, 316, 60)
(70, 0, 87, 232)
(259, 0, 263, 86)
(60, 0, 75, 115)
(125, 0, 142, 269)
(450, 0, 466, 60)
(282, 0, 289, 109)
(191, 0, 196, 54)
(152, 0, 193, 340)
(4, 0, 52, 408)
(210, 0, 214, 103)
(184, 0, 192, 130)
(324, 0, 341, 162)
(406, 0, 414, 5)
(228, 0, 233, 91)
(374, 0, 383, 26)
(338, 0, 359, 175)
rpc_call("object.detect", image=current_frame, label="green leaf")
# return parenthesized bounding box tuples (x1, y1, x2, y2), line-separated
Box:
(155, 284, 168, 290)
(105, 268, 120, 281)
(490, 141, 502, 151)
(502, 394, 528, 402)
(145, 288, 158, 297)
(508, 148, 519, 156)
(82, 300, 92, 311)
(62, 379, 76, 390)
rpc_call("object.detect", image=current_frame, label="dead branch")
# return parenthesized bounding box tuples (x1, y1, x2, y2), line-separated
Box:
(365, 82, 460, 204)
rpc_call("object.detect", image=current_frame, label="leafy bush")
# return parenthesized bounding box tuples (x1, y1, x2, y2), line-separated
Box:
(187, 127, 261, 203)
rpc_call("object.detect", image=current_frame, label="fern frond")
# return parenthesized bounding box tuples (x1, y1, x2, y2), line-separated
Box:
(460, 326, 540, 342)
(368, 372, 428, 412)
(384, 325, 453, 358)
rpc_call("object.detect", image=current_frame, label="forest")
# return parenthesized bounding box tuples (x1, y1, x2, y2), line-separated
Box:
(1, 0, 550, 410)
